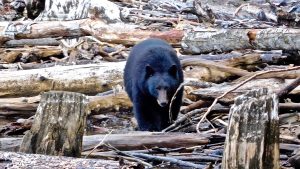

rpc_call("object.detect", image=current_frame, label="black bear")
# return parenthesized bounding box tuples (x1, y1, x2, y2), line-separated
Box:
(124, 38, 184, 131)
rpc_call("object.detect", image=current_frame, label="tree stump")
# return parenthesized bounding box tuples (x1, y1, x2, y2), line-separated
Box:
(222, 88, 280, 169)
(19, 91, 89, 157)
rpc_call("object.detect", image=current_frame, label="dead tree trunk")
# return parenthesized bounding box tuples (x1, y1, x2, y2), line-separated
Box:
(19, 91, 89, 157)
(222, 88, 280, 169)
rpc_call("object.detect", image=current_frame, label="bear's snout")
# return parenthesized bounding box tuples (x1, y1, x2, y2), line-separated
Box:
(157, 89, 168, 107)
(157, 100, 168, 107)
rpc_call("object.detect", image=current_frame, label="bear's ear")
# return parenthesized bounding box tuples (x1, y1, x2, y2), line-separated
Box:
(146, 64, 154, 78)
(168, 64, 177, 77)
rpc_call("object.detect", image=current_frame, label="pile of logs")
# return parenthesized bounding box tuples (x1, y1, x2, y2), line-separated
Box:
(0, 0, 300, 168)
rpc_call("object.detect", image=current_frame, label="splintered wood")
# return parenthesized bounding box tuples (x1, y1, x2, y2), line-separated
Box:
(222, 88, 280, 169)
(19, 91, 89, 157)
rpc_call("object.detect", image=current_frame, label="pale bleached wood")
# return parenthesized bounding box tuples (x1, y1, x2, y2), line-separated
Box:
(0, 132, 216, 152)
(182, 28, 300, 53)
(2, 134, 295, 153)
(0, 151, 119, 169)
(0, 19, 183, 46)
(192, 77, 300, 104)
(191, 78, 286, 104)
(2, 19, 299, 53)
(0, 46, 62, 63)
(2, 61, 300, 98)
(222, 88, 280, 169)
(0, 92, 131, 114)
(19, 91, 89, 157)
(82, 132, 213, 151)
(34, 0, 121, 22)
(0, 62, 125, 97)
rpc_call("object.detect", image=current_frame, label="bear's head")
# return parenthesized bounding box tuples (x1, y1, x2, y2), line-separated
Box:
(144, 64, 179, 107)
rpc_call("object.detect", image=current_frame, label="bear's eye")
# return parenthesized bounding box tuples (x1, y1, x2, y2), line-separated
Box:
(146, 65, 154, 78)
(168, 65, 177, 78)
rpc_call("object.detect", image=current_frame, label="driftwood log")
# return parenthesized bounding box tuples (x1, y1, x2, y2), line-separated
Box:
(0, 46, 63, 63)
(0, 91, 131, 115)
(2, 59, 300, 98)
(0, 19, 183, 46)
(222, 88, 280, 169)
(0, 62, 124, 97)
(82, 132, 217, 151)
(35, 0, 121, 22)
(0, 151, 119, 169)
(182, 28, 300, 53)
(1, 18, 300, 53)
(1, 132, 221, 152)
(2, 134, 296, 154)
(19, 91, 89, 157)
(192, 78, 285, 104)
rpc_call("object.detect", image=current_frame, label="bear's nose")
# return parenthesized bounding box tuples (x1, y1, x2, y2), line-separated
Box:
(158, 101, 168, 107)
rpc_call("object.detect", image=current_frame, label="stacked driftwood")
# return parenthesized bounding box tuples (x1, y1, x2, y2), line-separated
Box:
(0, 0, 300, 168)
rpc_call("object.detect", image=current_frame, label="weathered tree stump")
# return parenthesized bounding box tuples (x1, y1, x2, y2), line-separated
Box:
(19, 91, 89, 157)
(222, 88, 280, 169)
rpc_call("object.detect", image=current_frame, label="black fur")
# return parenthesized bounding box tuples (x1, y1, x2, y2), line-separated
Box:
(124, 38, 184, 131)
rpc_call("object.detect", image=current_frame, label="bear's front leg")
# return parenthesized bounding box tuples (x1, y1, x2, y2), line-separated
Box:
(133, 103, 158, 131)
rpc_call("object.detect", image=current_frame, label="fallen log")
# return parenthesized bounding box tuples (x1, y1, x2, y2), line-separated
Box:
(0, 46, 63, 63)
(89, 91, 132, 113)
(0, 62, 125, 97)
(0, 151, 119, 169)
(182, 28, 300, 53)
(82, 132, 217, 151)
(1, 82, 299, 115)
(182, 52, 288, 83)
(2, 60, 300, 98)
(0, 59, 245, 98)
(0, 132, 222, 152)
(191, 78, 285, 104)
(3, 133, 298, 153)
(35, 0, 121, 22)
(4, 38, 60, 47)
(0, 91, 132, 115)
(0, 60, 96, 70)
(2, 19, 299, 54)
(0, 19, 183, 46)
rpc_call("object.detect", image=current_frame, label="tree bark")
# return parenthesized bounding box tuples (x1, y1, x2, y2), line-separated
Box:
(0, 19, 183, 46)
(192, 78, 286, 104)
(0, 46, 62, 63)
(82, 132, 215, 151)
(1, 132, 221, 152)
(0, 62, 125, 97)
(182, 28, 300, 54)
(19, 91, 89, 157)
(0, 151, 119, 169)
(222, 88, 280, 169)
(3, 19, 300, 54)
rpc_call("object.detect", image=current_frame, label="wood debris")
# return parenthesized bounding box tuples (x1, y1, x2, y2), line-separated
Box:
(0, 0, 300, 168)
